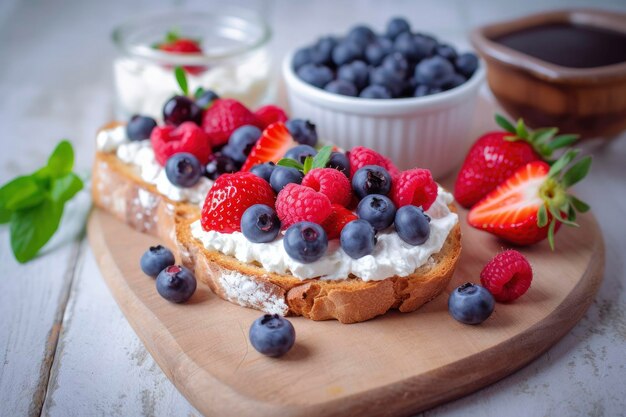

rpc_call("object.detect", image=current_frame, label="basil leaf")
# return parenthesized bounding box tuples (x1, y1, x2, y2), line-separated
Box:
(46, 140, 74, 178)
(276, 158, 304, 170)
(494, 114, 516, 134)
(50, 173, 83, 202)
(312, 145, 333, 169)
(10, 198, 63, 263)
(562, 156, 592, 188)
(0, 175, 44, 211)
(0, 206, 11, 224)
(174, 66, 189, 96)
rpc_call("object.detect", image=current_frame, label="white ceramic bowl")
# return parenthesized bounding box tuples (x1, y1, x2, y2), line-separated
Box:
(282, 53, 486, 179)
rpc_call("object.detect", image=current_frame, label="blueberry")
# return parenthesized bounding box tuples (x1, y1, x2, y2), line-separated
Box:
(394, 205, 431, 245)
(386, 17, 411, 40)
(414, 34, 438, 57)
(250, 162, 275, 182)
(352, 165, 392, 199)
(415, 56, 455, 88)
(223, 125, 262, 164)
(346, 25, 376, 48)
(140, 245, 175, 277)
(296, 64, 334, 88)
(340, 219, 377, 259)
(293, 47, 313, 70)
(444, 73, 467, 90)
(357, 194, 396, 231)
(337, 60, 369, 91)
(283, 222, 328, 263)
(324, 79, 358, 96)
(156, 265, 197, 303)
(127, 115, 157, 141)
(205, 152, 238, 180)
(394, 32, 431, 62)
(359, 85, 392, 99)
(285, 119, 318, 147)
(195, 89, 219, 109)
(249, 314, 296, 357)
(326, 152, 350, 177)
(284, 144, 317, 164)
(455, 52, 479, 78)
(436, 44, 458, 61)
(165, 152, 202, 187)
(311, 36, 337, 66)
(369, 67, 405, 97)
(381, 52, 409, 79)
(332, 41, 363, 66)
(162, 95, 203, 126)
(269, 166, 304, 193)
(241, 204, 281, 243)
(448, 283, 495, 325)
(365, 37, 393, 66)
(414, 84, 443, 97)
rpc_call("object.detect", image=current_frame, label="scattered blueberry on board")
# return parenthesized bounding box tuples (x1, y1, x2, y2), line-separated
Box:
(293, 17, 479, 98)
(140, 245, 175, 277)
(448, 282, 495, 325)
(249, 314, 296, 357)
(165, 152, 203, 187)
(156, 265, 197, 303)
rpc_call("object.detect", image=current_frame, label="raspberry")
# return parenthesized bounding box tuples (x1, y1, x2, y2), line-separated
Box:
(302, 168, 352, 207)
(151, 122, 212, 166)
(254, 105, 289, 128)
(322, 204, 357, 239)
(480, 250, 533, 303)
(348, 146, 399, 178)
(390, 168, 438, 210)
(275, 184, 332, 229)
(201, 172, 275, 233)
(202, 99, 263, 147)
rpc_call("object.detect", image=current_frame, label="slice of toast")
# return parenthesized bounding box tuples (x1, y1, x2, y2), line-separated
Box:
(175, 208, 462, 324)
(92, 122, 201, 245)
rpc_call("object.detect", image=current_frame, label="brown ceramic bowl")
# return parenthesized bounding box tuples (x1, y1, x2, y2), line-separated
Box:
(471, 9, 626, 139)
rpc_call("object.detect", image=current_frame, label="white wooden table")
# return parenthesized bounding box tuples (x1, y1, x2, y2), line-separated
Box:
(1, 0, 625, 416)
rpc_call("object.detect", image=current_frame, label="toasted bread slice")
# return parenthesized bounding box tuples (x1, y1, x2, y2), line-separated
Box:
(92, 122, 200, 245)
(175, 209, 462, 324)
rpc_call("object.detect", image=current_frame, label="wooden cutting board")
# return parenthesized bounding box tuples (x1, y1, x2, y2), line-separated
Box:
(88, 205, 603, 417)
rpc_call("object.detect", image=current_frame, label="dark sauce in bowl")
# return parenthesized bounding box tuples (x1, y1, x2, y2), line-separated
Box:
(493, 23, 626, 68)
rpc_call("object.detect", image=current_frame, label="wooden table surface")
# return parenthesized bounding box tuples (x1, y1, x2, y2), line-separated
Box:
(1, 0, 625, 416)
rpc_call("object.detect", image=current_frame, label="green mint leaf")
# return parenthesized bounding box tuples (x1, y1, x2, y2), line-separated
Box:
(276, 158, 304, 170)
(515, 119, 529, 139)
(0, 206, 11, 224)
(165, 29, 180, 43)
(570, 195, 590, 213)
(10, 198, 63, 263)
(174, 66, 189, 96)
(46, 140, 74, 178)
(562, 156, 592, 188)
(312, 145, 333, 169)
(194, 87, 205, 99)
(537, 204, 548, 228)
(50, 173, 83, 202)
(0, 175, 44, 211)
(303, 156, 313, 174)
(494, 114, 516, 134)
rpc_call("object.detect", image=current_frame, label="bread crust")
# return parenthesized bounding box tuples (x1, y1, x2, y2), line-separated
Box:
(175, 213, 462, 324)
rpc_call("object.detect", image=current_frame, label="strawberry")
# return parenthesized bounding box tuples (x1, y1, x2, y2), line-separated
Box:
(201, 172, 275, 233)
(241, 122, 296, 171)
(467, 150, 592, 249)
(202, 99, 263, 147)
(154, 31, 204, 75)
(454, 114, 579, 208)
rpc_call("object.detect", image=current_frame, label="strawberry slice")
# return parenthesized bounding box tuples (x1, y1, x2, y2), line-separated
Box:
(241, 122, 296, 171)
(467, 151, 592, 249)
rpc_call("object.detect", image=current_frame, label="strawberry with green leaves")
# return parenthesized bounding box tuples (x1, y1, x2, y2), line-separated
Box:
(454, 114, 579, 208)
(154, 30, 204, 75)
(467, 150, 592, 249)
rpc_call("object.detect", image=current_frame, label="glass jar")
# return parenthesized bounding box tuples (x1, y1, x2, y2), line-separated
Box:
(112, 10, 272, 120)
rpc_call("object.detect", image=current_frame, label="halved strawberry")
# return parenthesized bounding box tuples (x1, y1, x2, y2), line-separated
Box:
(240, 122, 296, 171)
(467, 151, 592, 249)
